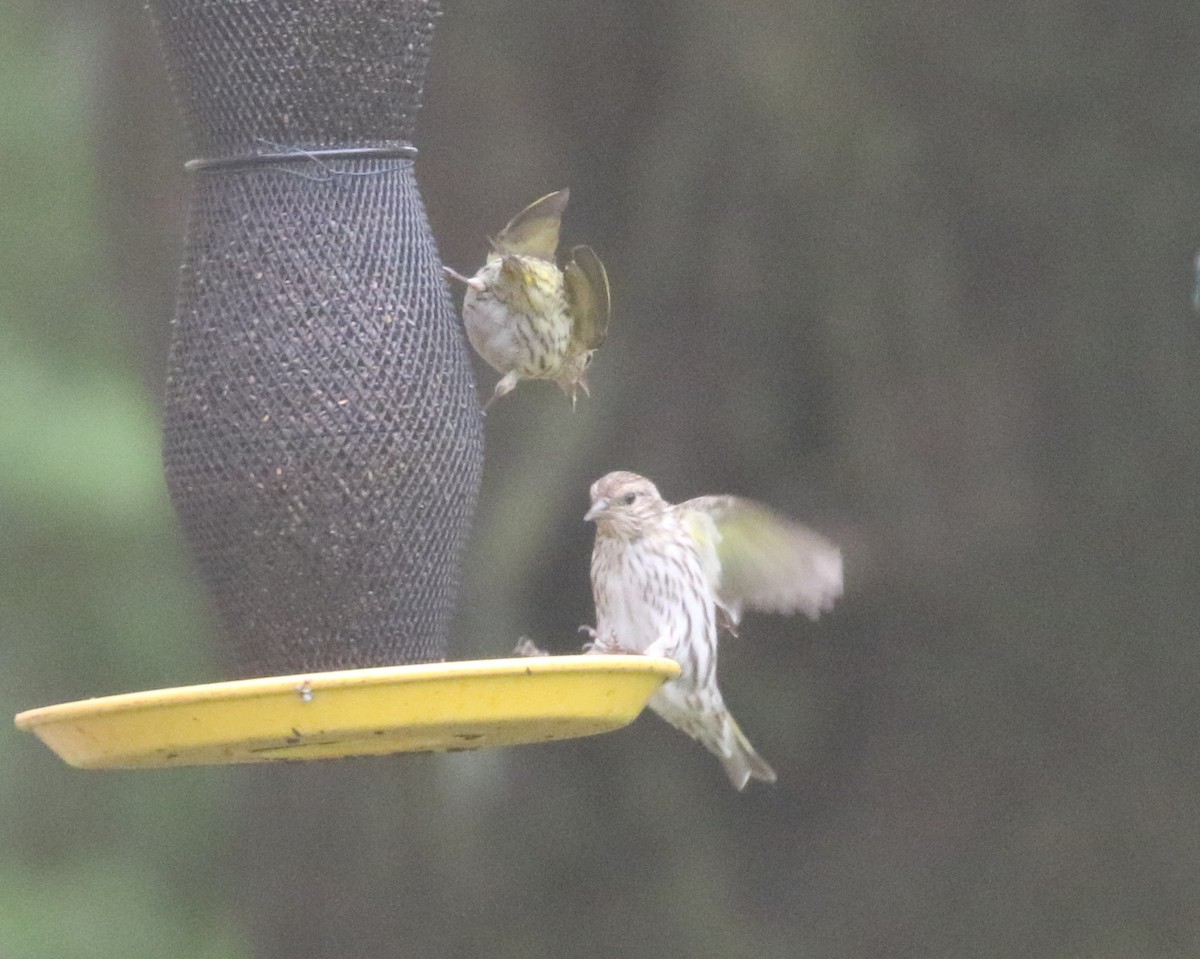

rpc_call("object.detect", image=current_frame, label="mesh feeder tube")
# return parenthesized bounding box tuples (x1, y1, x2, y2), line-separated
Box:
(151, 0, 483, 677)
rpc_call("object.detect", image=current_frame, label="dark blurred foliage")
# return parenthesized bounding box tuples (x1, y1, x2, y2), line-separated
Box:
(3, 0, 1200, 957)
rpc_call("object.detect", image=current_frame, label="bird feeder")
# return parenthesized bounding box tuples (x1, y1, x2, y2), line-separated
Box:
(15, 0, 676, 769)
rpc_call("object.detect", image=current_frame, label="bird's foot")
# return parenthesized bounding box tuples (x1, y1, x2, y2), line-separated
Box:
(443, 266, 486, 292)
(642, 636, 680, 660)
(481, 372, 520, 412)
(716, 608, 740, 638)
(581, 628, 641, 656)
(513, 637, 549, 657)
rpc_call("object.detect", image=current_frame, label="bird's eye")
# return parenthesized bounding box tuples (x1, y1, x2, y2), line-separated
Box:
(621, 492, 638, 505)
(583, 353, 594, 367)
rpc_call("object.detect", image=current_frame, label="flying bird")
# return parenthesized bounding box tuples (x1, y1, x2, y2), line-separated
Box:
(444, 189, 610, 410)
(585, 470, 843, 789)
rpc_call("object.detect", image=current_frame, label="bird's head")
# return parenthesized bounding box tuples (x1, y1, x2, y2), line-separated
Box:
(585, 471, 666, 538)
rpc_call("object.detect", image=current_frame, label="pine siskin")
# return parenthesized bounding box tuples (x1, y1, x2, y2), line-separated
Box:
(444, 189, 610, 410)
(584, 471, 843, 789)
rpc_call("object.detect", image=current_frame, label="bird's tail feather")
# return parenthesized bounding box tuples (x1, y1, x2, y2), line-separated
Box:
(717, 714, 777, 790)
(651, 695, 778, 790)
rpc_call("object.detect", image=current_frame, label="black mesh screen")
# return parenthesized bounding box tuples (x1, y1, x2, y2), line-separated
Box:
(150, 0, 483, 677)
(151, 0, 436, 152)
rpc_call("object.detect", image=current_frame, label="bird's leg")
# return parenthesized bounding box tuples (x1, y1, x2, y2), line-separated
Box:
(581, 627, 642, 656)
(556, 377, 585, 411)
(482, 371, 520, 412)
(716, 607, 740, 638)
(443, 265, 486, 292)
(578, 625, 602, 653)
(555, 379, 579, 411)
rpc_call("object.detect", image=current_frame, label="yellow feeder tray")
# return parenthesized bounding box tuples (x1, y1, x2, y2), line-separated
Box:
(13, 655, 680, 770)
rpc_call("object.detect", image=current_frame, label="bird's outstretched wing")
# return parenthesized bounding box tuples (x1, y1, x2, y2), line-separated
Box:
(564, 245, 611, 350)
(678, 496, 843, 627)
(491, 189, 569, 260)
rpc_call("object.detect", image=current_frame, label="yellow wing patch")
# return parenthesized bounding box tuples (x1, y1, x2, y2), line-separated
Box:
(682, 509, 723, 591)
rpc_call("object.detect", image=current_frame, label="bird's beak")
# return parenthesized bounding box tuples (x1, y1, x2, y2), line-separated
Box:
(584, 499, 608, 522)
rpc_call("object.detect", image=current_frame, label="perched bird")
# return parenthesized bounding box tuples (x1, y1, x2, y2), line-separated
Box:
(444, 189, 610, 410)
(585, 471, 843, 789)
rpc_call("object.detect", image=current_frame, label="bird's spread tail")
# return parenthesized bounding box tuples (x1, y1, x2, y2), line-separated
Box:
(716, 714, 777, 791)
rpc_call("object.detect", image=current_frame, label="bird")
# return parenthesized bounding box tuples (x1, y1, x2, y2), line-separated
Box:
(584, 470, 843, 789)
(443, 189, 610, 410)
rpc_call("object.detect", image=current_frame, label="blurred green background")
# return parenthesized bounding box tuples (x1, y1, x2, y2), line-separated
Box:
(3, 1, 1199, 957)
